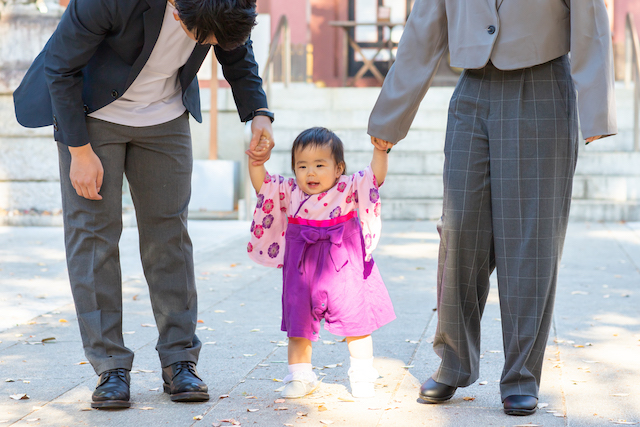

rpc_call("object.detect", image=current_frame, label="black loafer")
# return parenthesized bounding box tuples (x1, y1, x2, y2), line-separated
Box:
(162, 361, 209, 402)
(503, 395, 538, 416)
(419, 378, 457, 403)
(91, 368, 131, 409)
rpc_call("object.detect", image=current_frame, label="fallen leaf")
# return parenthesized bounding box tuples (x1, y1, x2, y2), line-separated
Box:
(197, 326, 208, 330)
(323, 341, 336, 345)
(243, 354, 256, 357)
(275, 407, 288, 411)
(318, 405, 328, 412)
(41, 337, 56, 343)
(335, 337, 347, 342)
(138, 369, 154, 373)
(123, 331, 135, 335)
(250, 329, 260, 332)
(5, 379, 14, 382)
(219, 394, 230, 399)
(488, 350, 502, 353)
(611, 422, 639, 425)
(284, 424, 294, 427)
(478, 381, 488, 385)
(224, 320, 235, 324)
(338, 396, 354, 402)
(193, 415, 203, 420)
(274, 399, 285, 403)
(204, 342, 216, 345)
(132, 294, 139, 301)
(319, 421, 334, 425)
(296, 412, 308, 417)
(611, 393, 630, 397)
(273, 378, 283, 382)
(402, 365, 414, 369)
(75, 361, 90, 365)
(79, 408, 92, 411)
(141, 323, 155, 327)
(139, 407, 154, 410)
(538, 402, 549, 409)
(463, 396, 475, 401)
(10, 394, 29, 400)
(324, 364, 337, 369)
(59, 319, 68, 323)
(247, 408, 259, 412)
(212, 423, 222, 427)
(149, 388, 159, 391)
(245, 395, 257, 399)
(25, 418, 39, 422)
(572, 291, 589, 295)
(214, 310, 226, 313)
(197, 319, 204, 323)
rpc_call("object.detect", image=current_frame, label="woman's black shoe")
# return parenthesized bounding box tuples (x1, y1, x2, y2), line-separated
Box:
(91, 368, 131, 409)
(418, 378, 457, 403)
(162, 361, 209, 402)
(503, 395, 538, 415)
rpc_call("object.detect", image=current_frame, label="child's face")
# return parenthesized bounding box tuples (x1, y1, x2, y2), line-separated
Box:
(294, 145, 344, 195)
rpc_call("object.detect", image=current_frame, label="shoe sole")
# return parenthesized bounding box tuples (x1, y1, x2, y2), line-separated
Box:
(163, 384, 209, 402)
(282, 379, 322, 399)
(504, 407, 537, 416)
(91, 400, 131, 409)
(418, 392, 455, 404)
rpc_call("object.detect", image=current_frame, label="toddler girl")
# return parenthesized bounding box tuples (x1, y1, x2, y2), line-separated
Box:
(246, 127, 395, 399)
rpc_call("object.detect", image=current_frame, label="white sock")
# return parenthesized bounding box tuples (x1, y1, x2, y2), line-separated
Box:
(288, 363, 313, 374)
(350, 357, 374, 371)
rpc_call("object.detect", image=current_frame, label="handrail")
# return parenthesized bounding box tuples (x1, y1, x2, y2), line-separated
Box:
(263, 14, 292, 100)
(241, 15, 292, 221)
(624, 12, 640, 151)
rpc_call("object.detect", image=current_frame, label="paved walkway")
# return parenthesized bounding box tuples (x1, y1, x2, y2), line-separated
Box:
(0, 220, 639, 427)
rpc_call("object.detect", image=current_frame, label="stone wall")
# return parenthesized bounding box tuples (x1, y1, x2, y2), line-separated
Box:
(0, 1, 64, 224)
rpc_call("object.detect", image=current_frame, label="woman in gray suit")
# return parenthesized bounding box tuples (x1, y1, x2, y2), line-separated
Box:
(368, 0, 616, 416)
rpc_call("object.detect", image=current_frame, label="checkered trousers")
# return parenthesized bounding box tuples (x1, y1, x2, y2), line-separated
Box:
(432, 55, 579, 400)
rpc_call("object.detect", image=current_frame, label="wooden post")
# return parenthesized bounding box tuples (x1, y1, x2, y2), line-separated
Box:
(209, 57, 218, 160)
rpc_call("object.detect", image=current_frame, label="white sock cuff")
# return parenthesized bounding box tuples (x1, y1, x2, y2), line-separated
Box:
(288, 363, 313, 374)
(350, 356, 374, 369)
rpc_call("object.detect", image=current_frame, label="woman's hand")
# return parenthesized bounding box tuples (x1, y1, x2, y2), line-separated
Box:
(371, 136, 394, 152)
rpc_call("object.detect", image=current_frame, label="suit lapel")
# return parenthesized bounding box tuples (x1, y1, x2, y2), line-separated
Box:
(179, 44, 211, 91)
(126, 0, 166, 89)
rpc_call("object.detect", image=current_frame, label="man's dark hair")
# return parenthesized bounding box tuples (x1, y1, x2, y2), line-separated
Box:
(291, 127, 347, 175)
(174, 0, 257, 50)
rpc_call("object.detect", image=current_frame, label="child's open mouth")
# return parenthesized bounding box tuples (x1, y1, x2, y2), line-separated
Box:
(307, 182, 319, 188)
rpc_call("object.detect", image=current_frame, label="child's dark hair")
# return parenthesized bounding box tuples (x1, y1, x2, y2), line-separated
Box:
(174, 0, 257, 50)
(291, 127, 347, 175)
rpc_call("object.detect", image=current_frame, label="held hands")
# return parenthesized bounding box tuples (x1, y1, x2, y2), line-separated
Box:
(585, 135, 603, 144)
(68, 143, 104, 200)
(371, 136, 394, 153)
(246, 115, 275, 166)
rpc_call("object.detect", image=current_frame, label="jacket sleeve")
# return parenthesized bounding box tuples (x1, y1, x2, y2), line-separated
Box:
(215, 39, 269, 122)
(569, 0, 617, 140)
(44, 0, 115, 147)
(368, 0, 448, 144)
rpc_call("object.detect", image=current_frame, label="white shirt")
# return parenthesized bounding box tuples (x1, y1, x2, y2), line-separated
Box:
(89, 1, 197, 127)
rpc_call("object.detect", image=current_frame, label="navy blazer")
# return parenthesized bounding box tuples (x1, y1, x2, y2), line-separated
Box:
(13, 0, 268, 147)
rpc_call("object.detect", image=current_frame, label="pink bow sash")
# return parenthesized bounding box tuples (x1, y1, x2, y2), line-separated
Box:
(297, 223, 350, 274)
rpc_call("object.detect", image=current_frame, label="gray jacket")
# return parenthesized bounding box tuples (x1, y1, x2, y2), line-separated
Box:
(368, 0, 617, 142)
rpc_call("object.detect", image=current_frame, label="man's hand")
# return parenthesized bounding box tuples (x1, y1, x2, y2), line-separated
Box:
(371, 136, 394, 152)
(68, 143, 104, 200)
(246, 115, 275, 166)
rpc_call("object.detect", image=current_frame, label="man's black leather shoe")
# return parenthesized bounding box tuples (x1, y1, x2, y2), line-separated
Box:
(91, 368, 131, 409)
(162, 361, 209, 402)
(503, 395, 538, 415)
(418, 378, 457, 403)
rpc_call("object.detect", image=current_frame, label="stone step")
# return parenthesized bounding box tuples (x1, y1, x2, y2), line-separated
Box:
(380, 198, 640, 222)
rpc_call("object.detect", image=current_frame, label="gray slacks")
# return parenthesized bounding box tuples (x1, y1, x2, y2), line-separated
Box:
(57, 112, 201, 375)
(432, 56, 579, 400)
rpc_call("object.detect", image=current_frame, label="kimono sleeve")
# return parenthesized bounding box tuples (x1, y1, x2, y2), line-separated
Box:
(247, 172, 292, 268)
(352, 165, 382, 261)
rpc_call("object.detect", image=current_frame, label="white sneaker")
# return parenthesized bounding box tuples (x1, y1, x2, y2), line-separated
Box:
(348, 367, 379, 398)
(281, 371, 319, 399)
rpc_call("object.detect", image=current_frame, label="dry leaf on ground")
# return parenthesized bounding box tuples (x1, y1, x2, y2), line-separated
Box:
(318, 405, 328, 412)
(274, 399, 285, 403)
(247, 409, 259, 412)
(319, 421, 334, 425)
(10, 394, 29, 400)
(463, 397, 475, 401)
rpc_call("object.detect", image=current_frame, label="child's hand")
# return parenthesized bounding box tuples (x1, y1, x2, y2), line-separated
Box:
(371, 136, 394, 153)
(247, 115, 275, 166)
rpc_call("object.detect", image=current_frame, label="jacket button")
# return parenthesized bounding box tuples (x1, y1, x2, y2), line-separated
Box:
(53, 124, 59, 131)
(83, 104, 89, 113)
(111, 90, 118, 98)
(487, 25, 496, 35)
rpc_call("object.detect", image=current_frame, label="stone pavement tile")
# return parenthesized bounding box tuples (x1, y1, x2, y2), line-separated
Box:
(552, 222, 640, 426)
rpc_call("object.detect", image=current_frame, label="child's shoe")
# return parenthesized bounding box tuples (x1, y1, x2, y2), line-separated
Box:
(348, 366, 379, 398)
(281, 370, 319, 399)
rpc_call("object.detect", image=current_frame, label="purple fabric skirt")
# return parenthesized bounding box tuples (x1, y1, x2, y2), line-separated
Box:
(281, 216, 395, 341)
